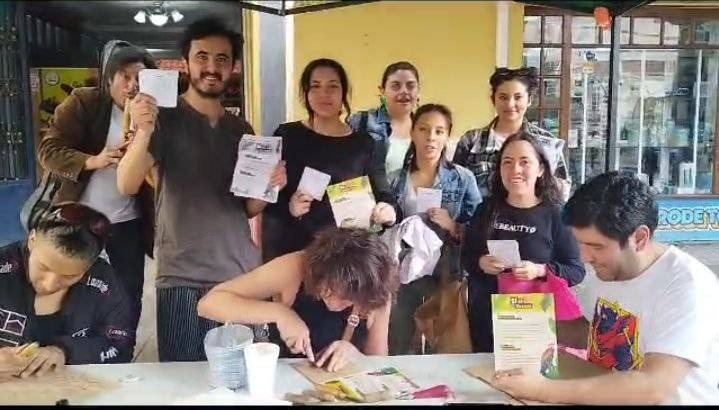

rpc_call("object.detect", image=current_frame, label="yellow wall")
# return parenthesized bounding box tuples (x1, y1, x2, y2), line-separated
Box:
(291, 1, 525, 141)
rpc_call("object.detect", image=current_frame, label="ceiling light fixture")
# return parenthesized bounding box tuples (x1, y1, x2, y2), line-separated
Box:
(133, 1, 183, 27)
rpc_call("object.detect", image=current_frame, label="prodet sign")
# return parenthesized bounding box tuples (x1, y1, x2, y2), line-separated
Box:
(655, 198, 719, 242)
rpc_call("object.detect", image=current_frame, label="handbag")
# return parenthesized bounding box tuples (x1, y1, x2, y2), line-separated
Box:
(497, 265, 583, 321)
(413, 243, 473, 354)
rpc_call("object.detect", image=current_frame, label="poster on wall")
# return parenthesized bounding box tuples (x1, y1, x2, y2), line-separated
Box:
(35, 68, 99, 135)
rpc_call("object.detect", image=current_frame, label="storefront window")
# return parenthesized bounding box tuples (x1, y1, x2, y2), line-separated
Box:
(572, 16, 600, 44)
(632, 17, 661, 45)
(618, 50, 717, 194)
(569, 49, 610, 185)
(525, 9, 719, 195)
(664, 19, 691, 46)
(524, 16, 541, 43)
(696, 20, 719, 45)
(543, 16, 563, 44)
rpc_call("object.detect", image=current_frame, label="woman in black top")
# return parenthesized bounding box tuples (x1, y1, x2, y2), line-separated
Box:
(0, 203, 134, 380)
(262, 58, 399, 261)
(462, 132, 585, 353)
(198, 227, 398, 372)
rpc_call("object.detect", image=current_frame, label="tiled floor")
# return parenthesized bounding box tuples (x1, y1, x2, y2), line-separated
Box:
(131, 243, 719, 363)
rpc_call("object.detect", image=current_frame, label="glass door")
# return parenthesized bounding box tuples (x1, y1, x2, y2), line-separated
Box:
(617, 49, 718, 194)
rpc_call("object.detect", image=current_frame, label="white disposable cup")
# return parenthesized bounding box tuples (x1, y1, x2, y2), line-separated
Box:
(244, 342, 280, 398)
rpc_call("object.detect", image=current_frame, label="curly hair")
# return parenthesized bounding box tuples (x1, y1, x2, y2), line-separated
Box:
(562, 171, 659, 247)
(303, 227, 398, 313)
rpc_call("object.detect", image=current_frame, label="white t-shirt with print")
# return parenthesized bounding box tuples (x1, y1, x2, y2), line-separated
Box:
(583, 246, 719, 405)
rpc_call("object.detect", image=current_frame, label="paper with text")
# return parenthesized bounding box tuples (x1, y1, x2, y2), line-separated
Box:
(231, 135, 282, 203)
(487, 240, 522, 267)
(416, 187, 442, 213)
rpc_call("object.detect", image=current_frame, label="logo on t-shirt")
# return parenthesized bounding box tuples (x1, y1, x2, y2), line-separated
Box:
(588, 298, 643, 371)
(493, 221, 537, 234)
(0, 260, 16, 274)
(0, 308, 27, 347)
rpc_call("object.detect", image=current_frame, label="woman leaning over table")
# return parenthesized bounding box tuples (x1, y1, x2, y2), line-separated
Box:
(198, 227, 398, 372)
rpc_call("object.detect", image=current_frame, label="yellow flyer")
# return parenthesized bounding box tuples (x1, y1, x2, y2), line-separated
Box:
(326, 176, 376, 229)
(491, 293, 558, 378)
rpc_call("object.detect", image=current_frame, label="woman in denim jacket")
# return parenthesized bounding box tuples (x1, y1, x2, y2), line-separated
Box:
(348, 61, 420, 175)
(386, 103, 481, 355)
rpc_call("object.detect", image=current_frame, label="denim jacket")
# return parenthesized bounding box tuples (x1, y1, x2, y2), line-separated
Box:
(389, 159, 482, 225)
(348, 106, 392, 145)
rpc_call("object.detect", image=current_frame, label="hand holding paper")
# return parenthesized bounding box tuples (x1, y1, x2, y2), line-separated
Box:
(416, 188, 442, 213)
(298, 167, 332, 201)
(487, 240, 522, 268)
(138, 69, 178, 108)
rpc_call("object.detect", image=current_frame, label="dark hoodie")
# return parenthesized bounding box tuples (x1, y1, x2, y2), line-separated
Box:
(0, 241, 134, 364)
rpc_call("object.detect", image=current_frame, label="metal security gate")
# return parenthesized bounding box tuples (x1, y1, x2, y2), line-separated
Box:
(0, 1, 34, 246)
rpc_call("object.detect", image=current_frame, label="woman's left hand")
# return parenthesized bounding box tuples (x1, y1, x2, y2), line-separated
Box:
(314, 340, 363, 372)
(491, 368, 547, 402)
(371, 202, 396, 226)
(512, 261, 546, 281)
(427, 207, 456, 234)
(269, 160, 288, 191)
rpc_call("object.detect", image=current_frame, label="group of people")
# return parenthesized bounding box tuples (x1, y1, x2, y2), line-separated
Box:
(0, 16, 716, 405)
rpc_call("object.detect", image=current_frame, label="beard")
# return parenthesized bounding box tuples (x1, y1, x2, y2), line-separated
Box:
(189, 71, 230, 99)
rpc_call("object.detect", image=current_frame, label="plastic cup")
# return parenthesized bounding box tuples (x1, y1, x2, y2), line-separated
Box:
(204, 324, 254, 390)
(244, 342, 280, 398)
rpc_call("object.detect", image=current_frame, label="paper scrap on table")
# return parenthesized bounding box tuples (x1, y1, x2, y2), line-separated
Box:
(487, 240, 521, 268)
(139, 69, 178, 107)
(297, 167, 332, 201)
(416, 187, 442, 214)
(231, 135, 282, 203)
(175, 387, 290, 406)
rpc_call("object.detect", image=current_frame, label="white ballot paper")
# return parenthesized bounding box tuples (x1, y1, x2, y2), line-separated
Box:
(139, 69, 178, 107)
(231, 135, 282, 203)
(416, 187, 442, 213)
(327, 176, 377, 229)
(297, 167, 332, 201)
(487, 239, 522, 267)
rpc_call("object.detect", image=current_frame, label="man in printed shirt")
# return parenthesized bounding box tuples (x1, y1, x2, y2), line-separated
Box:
(492, 171, 719, 405)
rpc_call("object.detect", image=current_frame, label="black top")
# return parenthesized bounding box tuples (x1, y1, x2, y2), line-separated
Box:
(0, 241, 134, 364)
(462, 200, 585, 285)
(262, 121, 398, 260)
(269, 285, 369, 358)
(461, 200, 586, 352)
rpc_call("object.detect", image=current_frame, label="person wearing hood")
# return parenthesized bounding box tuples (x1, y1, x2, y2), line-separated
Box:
(35, 40, 156, 355)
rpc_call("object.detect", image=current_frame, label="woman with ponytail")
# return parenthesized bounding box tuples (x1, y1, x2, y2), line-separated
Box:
(0, 203, 134, 380)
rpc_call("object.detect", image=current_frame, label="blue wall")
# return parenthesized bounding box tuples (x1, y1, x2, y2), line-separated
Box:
(655, 197, 719, 243)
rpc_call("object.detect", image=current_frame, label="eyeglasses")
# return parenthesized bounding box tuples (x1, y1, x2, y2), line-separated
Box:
(47, 203, 110, 243)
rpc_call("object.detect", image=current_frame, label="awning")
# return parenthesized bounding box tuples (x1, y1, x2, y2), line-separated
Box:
(238, 0, 378, 16)
(517, 1, 654, 16)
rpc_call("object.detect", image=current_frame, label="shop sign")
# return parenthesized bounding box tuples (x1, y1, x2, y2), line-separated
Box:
(655, 198, 719, 242)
